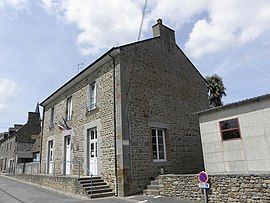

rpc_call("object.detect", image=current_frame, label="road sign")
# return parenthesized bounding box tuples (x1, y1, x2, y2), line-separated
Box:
(198, 171, 208, 183)
(198, 182, 210, 189)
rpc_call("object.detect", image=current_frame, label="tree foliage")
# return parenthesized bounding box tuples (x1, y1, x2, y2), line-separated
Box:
(205, 74, 227, 107)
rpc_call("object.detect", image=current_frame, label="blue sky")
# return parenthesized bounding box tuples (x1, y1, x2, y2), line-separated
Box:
(0, 0, 270, 132)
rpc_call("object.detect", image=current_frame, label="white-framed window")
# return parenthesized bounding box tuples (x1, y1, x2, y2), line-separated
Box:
(33, 152, 40, 162)
(66, 96, 72, 120)
(88, 82, 97, 110)
(152, 128, 167, 162)
(48, 140, 54, 161)
(50, 107, 54, 128)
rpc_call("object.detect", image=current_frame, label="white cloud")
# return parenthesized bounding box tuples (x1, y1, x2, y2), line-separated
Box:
(0, 78, 18, 114)
(2, 0, 270, 59)
(41, 0, 143, 55)
(148, 0, 208, 28)
(185, 0, 270, 58)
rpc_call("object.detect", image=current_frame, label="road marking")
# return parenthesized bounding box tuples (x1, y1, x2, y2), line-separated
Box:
(0, 188, 25, 203)
(138, 200, 148, 203)
(154, 195, 161, 198)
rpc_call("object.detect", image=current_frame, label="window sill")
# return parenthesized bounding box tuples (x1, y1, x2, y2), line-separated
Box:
(221, 137, 242, 142)
(152, 160, 171, 166)
(86, 107, 99, 116)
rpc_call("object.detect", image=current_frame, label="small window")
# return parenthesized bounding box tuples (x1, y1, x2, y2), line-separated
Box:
(219, 118, 241, 141)
(66, 96, 72, 120)
(152, 128, 167, 161)
(50, 107, 54, 128)
(33, 153, 40, 162)
(89, 82, 96, 110)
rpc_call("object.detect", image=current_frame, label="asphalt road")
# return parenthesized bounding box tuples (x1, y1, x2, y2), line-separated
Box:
(0, 175, 193, 203)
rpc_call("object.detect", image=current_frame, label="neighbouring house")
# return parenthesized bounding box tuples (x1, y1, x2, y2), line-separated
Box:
(40, 19, 209, 196)
(31, 103, 42, 163)
(0, 105, 41, 173)
(0, 125, 23, 172)
(198, 94, 270, 174)
(31, 132, 42, 163)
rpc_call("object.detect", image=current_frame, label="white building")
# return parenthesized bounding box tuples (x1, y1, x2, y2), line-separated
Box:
(198, 94, 270, 174)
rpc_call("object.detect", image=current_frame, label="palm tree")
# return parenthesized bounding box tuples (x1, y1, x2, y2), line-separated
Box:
(205, 74, 227, 107)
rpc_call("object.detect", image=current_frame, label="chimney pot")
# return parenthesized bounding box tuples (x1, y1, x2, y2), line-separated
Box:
(157, 19, 162, 24)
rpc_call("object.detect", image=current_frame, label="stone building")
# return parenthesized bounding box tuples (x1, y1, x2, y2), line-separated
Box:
(198, 94, 270, 174)
(40, 19, 209, 196)
(0, 107, 41, 173)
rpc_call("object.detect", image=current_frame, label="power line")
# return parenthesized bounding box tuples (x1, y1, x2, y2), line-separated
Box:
(137, 0, 148, 41)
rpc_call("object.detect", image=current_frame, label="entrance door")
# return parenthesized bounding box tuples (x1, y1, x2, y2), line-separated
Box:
(88, 128, 98, 176)
(64, 135, 71, 175)
(48, 140, 54, 174)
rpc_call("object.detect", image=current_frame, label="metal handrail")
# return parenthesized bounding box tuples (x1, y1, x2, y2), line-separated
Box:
(61, 160, 82, 178)
(85, 167, 93, 196)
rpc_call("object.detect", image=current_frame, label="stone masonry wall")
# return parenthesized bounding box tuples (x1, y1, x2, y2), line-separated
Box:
(158, 174, 270, 202)
(25, 162, 40, 174)
(8, 174, 87, 197)
(41, 57, 118, 190)
(0, 136, 16, 171)
(119, 37, 209, 194)
(16, 162, 40, 175)
(0, 112, 40, 172)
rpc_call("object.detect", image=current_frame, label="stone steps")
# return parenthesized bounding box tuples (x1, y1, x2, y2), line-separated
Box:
(91, 191, 115, 199)
(143, 180, 160, 196)
(78, 176, 114, 199)
(82, 182, 107, 187)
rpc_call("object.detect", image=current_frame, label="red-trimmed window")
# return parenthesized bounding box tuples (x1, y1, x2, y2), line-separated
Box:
(219, 118, 241, 141)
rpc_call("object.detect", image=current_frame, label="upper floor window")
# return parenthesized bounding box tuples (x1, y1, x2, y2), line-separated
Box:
(219, 118, 241, 141)
(152, 128, 167, 162)
(66, 96, 72, 120)
(89, 82, 97, 110)
(50, 107, 54, 128)
(6, 143, 9, 152)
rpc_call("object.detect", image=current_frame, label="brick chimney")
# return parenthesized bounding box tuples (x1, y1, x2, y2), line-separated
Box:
(152, 19, 175, 43)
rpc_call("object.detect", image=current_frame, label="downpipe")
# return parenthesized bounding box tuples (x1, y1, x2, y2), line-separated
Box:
(109, 51, 118, 197)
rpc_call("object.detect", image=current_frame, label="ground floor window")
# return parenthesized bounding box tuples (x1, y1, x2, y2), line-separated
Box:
(152, 128, 167, 161)
(219, 118, 241, 141)
(33, 152, 40, 162)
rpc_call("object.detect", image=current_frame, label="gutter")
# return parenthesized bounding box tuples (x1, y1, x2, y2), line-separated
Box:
(108, 52, 118, 197)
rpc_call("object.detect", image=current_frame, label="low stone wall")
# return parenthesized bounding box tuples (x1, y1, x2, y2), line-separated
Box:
(158, 174, 270, 203)
(24, 162, 40, 174)
(16, 162, 40, 175)
(8, 174, 87, 197)
(16, 163, 25, 174)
